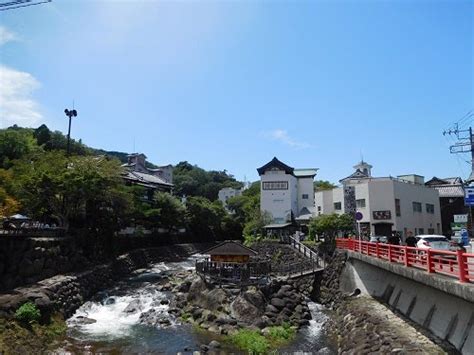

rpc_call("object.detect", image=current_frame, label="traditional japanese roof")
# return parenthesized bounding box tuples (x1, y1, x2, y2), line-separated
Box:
(339, 169, 369, 183)
(257, 157, 294, 176)
(202, 241, 258, 256)
(123, 171, 173, 187)
(425, 176, 464, 197)
(433, 185, 464, 198)
(294, 168, 318, 178)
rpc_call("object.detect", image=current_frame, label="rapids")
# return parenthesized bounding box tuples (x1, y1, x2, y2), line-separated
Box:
(55, 255, 335, 354)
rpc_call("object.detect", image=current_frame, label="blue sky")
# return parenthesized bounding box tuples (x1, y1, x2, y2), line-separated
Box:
(0, 0, 472, 183)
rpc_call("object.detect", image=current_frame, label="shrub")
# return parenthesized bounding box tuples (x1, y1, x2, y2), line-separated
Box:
(230, 329, 269, 354)
(14, 302, 41, 324)
(267, 323, 296, 342)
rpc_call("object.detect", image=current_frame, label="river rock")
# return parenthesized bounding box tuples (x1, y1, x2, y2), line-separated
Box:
(74, 316, 97, 324)
(270, 297, 285, 309)
(208, 340, 221, 349)
(123, 299, 142, 313)
(230, 294, 263, 323)
(242, 288, 266, 310)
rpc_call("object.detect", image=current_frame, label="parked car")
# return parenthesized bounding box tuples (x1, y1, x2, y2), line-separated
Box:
(369, 235, 388, 243)
(416, 235, 451, 251)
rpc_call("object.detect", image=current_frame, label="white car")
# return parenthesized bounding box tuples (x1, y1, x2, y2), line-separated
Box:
(416, 235, 451, 251)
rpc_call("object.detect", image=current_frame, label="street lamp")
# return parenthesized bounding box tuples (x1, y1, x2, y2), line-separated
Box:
(64, 108, 78, 156)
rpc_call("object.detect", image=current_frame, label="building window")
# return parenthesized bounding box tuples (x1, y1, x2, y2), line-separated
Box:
(426, 204, 435, 214)
(356, 199, 366, 208)
(395, 199, 401, 217)
(412, 202, 422, 212)
(428, 228, 435, 234)
(302, 194, 309, 199)
(262, 181, 288, 190)
(317, 206, 321, 211)
(418, 228, 424, 234)
(334, 202, 342, 210)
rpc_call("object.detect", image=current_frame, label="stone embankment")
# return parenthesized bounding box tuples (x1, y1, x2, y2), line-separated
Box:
(320, 251, 447, 354)
(0, 243, 211, 319)
(0, 237, 89, 291)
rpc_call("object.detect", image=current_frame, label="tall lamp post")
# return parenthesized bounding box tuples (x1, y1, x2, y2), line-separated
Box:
(64, 108, 78, 156)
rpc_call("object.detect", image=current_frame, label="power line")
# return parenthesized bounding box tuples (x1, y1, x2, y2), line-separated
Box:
(0, 0, 51, 11)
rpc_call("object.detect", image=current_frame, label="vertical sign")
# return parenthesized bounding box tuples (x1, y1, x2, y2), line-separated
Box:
(464, 187, 474, 206)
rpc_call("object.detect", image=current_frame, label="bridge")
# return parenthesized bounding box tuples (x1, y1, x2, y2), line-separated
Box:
(336, 238, 474, 354)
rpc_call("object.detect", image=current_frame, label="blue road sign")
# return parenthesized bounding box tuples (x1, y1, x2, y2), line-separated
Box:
(355, 212, 363, 221)
(460, 228, 470, 246)
(465, 187, 474, 206)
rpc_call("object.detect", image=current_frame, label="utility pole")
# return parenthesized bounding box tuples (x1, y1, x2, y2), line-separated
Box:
(64, 108, 78, 156)
(444, 121, 474, 237)
(444, 124, 474, 183)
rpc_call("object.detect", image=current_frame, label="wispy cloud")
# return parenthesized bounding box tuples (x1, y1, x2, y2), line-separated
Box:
(0, 26, 43, 128)
(263, 129, 311, 149)
(0, 65, 43, 128)
(0, 26, 17, 46)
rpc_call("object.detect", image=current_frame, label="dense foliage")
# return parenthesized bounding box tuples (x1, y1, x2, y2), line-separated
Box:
(308, 213, 355, 242)
(314, 180, 337, 191)
(14, 302, 41, 324)
(173, 161, 242, 201)
(0, 124, 251, 248)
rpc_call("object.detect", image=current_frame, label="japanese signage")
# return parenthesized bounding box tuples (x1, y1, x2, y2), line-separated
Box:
(454, 214, 468, 223)
(373, 210, 392, 220)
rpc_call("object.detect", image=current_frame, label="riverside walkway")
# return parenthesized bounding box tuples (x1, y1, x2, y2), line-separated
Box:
(336, 238, 474, 284)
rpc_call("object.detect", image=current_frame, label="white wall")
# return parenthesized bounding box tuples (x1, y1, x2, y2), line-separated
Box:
(260, 170, 295, 223)
(297, 177, 315, 213)
(392, 180, 441, 236)
(313, 178, 442, 238)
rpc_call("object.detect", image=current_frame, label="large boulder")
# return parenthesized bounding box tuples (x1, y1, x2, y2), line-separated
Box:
(230, 294, 263, 324)
(242, 288, 266, 311)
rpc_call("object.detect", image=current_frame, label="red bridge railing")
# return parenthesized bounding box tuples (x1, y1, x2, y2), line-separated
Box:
(336, 238, 474, 283)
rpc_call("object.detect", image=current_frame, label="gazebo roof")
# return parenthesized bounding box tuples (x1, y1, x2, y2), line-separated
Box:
(202, 241, 258, 256)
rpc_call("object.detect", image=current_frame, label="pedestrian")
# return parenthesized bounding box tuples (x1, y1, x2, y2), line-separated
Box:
(405, 231, 417, 247)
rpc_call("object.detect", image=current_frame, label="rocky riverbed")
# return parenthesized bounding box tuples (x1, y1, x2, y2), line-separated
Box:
(57, 255, 335, 354)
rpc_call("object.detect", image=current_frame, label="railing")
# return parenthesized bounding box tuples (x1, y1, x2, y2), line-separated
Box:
(195, 260, 271, 285)
(288, 235, 325, 269)
(0, 228, 66, 238)
(336, 238, 474, 283)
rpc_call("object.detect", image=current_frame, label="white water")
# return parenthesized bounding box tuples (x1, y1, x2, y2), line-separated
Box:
(67, 255, 202, 339)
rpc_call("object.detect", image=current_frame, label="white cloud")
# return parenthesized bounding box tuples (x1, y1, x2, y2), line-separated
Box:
(0, 65, 43, 128)
(0, 26, 17, 46)
(264, 129, 311, 149)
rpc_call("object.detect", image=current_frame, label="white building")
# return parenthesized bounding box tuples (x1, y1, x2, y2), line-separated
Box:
(257, 157, 318, 224)
(314, 161, 442, 239)
(218, 187, 243, 206)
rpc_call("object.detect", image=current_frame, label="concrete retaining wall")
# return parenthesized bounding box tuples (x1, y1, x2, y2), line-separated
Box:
(340, 252, 474, 354)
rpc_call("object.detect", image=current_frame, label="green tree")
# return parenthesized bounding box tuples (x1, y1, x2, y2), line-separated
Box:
(185, 196, 226, 239)
(33, 124, 52, 146)
(144, 192, 186, 232)
(314, 180, 337, 191)
(11, 152, 131, 232)
(308, 213, 354, 242)
(0, 128, 38, 168)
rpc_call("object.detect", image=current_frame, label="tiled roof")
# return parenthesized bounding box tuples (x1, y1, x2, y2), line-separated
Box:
(123, 171, 173, 187)
(433, 185, 464, 197)
(294, 168, 318, 177)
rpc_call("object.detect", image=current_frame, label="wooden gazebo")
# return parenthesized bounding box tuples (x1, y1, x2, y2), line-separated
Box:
(195, 241, 271, 286)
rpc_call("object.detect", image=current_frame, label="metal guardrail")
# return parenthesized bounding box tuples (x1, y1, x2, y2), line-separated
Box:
(336, 238, 474, 283)
(288, 235, 325, 269)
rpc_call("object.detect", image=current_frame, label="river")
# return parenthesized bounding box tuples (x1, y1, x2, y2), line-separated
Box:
(54, 255, 335, 354)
